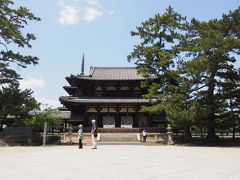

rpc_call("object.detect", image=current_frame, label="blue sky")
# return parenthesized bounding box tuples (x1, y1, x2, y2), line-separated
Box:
(14, 0, 240, 108)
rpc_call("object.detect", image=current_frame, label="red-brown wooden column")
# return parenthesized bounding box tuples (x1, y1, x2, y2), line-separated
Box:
(96, 107, 103, 128)
(115, 107, 121, 127)
(133, 106, 140, 127)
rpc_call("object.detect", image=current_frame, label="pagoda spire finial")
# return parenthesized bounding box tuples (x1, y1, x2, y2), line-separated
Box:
(80, 53, 85, 75)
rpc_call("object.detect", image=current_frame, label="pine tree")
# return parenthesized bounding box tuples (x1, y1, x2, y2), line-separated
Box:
(181, 8, 240, 139)
(0, 83, 40, 130)
(128, 7, 198, 140)
(0, 0, 40, 85)
(128, 7, 240, 140)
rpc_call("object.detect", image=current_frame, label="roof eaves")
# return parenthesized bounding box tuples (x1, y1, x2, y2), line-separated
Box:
(59, 96, 151, 104)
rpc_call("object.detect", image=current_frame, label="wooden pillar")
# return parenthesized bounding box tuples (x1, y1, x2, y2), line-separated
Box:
(134, 112, 139, 127)
(83, 107, 89, 127)
(148, 113, 152, 127)
(115, 107, 121, 127)
(96, 107, 103, 128)
(133, 106, 140, 128)
(42, 122, 47, 146)
(64, 120, 67, 132)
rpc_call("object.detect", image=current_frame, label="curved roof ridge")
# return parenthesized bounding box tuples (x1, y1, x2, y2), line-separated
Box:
(69, 66, 145, 80)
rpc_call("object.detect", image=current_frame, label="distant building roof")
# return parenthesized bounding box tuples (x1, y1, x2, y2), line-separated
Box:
(72, 67, 145, 80)
(59, 96, 150, 104)
(58, 107, 70, 111)
(6, 110, 71, 120)
(59, 111, 71, 119)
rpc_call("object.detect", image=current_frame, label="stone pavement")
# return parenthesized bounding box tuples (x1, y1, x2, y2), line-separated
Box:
(0, 145, 240, 180)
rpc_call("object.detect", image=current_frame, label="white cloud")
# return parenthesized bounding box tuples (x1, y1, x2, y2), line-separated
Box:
(86, 0, 98, 5)
(59, 4, 81, 26)
(84, 7, 102, 22)
(19, 76, 45, 90)
(109, 10, 114, 16)
(57, 0, 105, 25)
(36, 97, 61, 109)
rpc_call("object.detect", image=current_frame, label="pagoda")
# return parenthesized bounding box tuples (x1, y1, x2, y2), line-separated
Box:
(59, 56, 166, 130)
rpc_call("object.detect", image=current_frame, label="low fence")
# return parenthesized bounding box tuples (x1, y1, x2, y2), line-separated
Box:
(0, 127, 61, 145)
(40, 126, 240, 138)
(39, 126, 165, 134)
(2, 125, 239, 139)
(173, 130, 240, 138)
(0, 127, 33, 137)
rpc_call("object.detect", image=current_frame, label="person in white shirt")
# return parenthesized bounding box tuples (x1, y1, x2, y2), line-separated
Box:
(142, 130, 147, 142)
(91, 119, 97, 149)
(78, 124, 83, 149)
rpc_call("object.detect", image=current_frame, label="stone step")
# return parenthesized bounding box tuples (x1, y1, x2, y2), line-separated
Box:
(99, 133, 139, 142)
(98, 142, 141, 145)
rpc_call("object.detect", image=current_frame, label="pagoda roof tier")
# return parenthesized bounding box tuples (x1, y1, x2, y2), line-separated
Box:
(59, 96, 151, 104)
(70, 67, 145, 81)
(63, 86, 77, 89)
(63, 86, 77, 95)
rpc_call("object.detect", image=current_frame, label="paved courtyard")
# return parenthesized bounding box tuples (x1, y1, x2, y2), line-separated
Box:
(0, 145, 240, 180)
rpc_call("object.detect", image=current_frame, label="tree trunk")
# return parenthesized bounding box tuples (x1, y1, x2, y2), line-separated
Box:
(0, 121, 3, 132)
(207, 122, 216, 139)
(184, 125, 192, 143)
(232, 126, 236, 139)
(230, 98, 235, 139)
(207, 63, 217, 140)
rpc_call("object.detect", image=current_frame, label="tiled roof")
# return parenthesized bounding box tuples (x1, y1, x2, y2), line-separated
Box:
(59, 96, 150, 104)
(73, 67, 145, 80)
(7, 110, 71, 119)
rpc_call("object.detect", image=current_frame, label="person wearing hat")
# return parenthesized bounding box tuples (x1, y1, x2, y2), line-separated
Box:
(78, 124, 83, 149)
(91, 119, 97, 149)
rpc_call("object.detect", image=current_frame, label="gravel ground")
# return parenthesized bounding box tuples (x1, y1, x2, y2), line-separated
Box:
(0, 145, 240, 180)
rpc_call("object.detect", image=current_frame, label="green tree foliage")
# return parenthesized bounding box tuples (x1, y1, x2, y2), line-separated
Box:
(128, 7, 240, 139)
(0, 0, 40, 84)
(127, 6, 185, 79)
(22, 108, 63, 133)
(0, 83, 40, 129)
(181, 8, 240, 139)
(128, 7, 197, 140)
(164, 76, 200, 141)
(216, 69, 240, 138)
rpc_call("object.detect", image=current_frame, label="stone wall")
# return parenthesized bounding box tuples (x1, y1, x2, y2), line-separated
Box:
(0, 127, 33, 137)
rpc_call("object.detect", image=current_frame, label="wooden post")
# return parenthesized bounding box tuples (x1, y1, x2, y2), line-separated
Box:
(84, 107, 89, 127)
(115, 107, 121, 127)
(133, 106, 140, 128)
(166, 124, 174, 145)
(42, 122, 47, 146)
(96, 107, 103, 127)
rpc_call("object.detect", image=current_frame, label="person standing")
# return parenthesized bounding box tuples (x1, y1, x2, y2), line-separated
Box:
(142, 129, 147, 142)
(78, 124, 83, 149)
(67, 125, 73, 144)
(91, 119, 97, 149)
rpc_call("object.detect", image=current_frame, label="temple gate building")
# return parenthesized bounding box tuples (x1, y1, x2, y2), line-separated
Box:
(59, 64, 166, 131)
